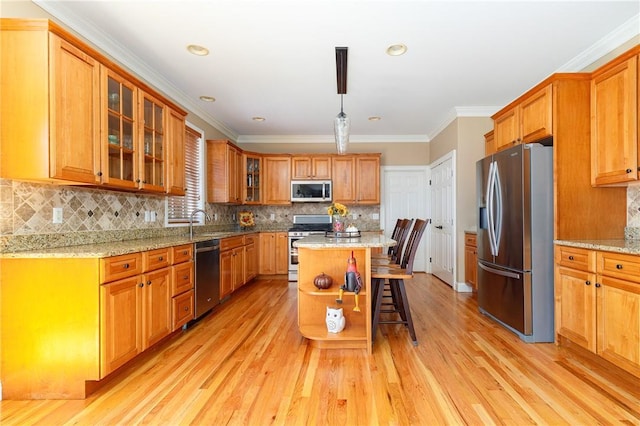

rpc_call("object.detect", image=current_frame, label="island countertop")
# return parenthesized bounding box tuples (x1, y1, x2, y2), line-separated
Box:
(293, 234, 396, 249)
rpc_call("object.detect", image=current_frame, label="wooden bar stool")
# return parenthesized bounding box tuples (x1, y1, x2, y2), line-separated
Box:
(372, 218, 413, 265)
(371, 218, 428, 346)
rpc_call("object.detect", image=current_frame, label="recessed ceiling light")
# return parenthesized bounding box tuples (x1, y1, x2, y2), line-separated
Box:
(187, 44, 209, 56)
(199, 96, 216, 102)
(252, 117, 266, 122)
(386, 44, 407, 56)
(368, 116, 382, 121)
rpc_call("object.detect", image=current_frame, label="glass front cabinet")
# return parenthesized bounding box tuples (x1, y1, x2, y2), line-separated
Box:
(139, 92, 166, 192)
(244, 154, 261, 204)
(103, 70, 138, 189)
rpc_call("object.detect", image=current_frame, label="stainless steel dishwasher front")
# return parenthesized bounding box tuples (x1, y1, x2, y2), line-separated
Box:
(194, 239, 220, 318)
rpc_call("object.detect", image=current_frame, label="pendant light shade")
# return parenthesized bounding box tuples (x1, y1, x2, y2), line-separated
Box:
(334, 47, 349, 154)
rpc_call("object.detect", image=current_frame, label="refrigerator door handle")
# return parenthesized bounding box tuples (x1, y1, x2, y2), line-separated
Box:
(493, 162, 503, 256)
(478, 262, 521, 280)
(486, 161, 496, 256)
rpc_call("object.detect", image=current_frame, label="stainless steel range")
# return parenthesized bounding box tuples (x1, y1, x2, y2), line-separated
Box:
(288, 214, 332, 281)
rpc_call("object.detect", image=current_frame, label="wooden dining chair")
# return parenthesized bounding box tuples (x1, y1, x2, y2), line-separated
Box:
(371, 218, 428, 346)
(372, 218, 403, 259)
(372, 218, 413, 265)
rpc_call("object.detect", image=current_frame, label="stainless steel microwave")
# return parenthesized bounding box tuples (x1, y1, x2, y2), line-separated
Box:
(291, 180, 332, 202)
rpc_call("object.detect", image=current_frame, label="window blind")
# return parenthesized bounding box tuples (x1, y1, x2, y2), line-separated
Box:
(167, 125, 203, 224)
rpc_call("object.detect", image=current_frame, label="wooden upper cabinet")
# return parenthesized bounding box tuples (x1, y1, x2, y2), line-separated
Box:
(520, 84, 553, 143)
(263, 155, 291, 205)
(484, 130, 496, 156)
(291, 155, 332, 179)
(0, 18, 188, 193)
(493, 84, 552, 151)
(332, 155, 380, 204)
(590, 52, 638, 186)
(138, 91, 167, 192)
(166, 108, 186, 195)
(1, 26, 101, 184)
(243, 153, 262, 204)
(206, 140, 242, 204)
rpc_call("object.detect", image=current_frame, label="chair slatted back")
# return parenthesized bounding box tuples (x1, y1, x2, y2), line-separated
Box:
(391, 219, 414, 263)
(399, 218, 428, 274)
(386, 218, 404, 255)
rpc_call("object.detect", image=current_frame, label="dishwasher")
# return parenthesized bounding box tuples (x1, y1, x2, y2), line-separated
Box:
(194, 239, 220, 319)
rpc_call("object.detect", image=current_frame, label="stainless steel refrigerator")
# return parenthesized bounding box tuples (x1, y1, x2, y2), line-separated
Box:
(476, 142, 554, 343)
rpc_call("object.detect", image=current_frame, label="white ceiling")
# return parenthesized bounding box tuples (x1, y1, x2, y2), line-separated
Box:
(34, 0, 639, 144)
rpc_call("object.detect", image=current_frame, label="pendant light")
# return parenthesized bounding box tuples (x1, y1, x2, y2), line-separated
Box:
(334, 47, 349, 154)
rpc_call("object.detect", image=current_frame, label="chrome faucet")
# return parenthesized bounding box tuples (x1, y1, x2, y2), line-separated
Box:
(189, 209, 209, 240)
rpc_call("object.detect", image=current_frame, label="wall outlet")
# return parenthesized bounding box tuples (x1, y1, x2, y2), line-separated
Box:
(214, 213, 218, 221)
(372, 213, 380, 220)
(144, 211, 151, 222)
(270, 213, 275, 220)
(52, 207, 63, 224)
(151, 211, 156, 222)
(232, 213, 236, 221)
(352, 213, 358, 220)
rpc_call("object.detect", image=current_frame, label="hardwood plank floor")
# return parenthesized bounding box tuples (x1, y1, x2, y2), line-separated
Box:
(2, 274, 639, 425)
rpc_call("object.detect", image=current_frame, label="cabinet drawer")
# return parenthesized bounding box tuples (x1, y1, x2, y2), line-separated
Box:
(172, 261, 194, 296)
(598, 251, 640, 283)
(172, 290, 194, 330)
(101, 253, 142, 283)
(143, 248, 171, 272)
(464, 233, 477, 247)
(555, 246, 595, 272)
(244, 233, 257, 246)
(172, 244, 193, 264)
(220, 235, 245, 251)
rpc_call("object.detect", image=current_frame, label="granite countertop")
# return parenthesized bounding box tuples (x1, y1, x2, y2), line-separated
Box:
(0, 230, 262, 259)
(293, 234, 396, 249)
(555, 239, 640, 255)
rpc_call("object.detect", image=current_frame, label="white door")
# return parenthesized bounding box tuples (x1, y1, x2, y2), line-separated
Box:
(381, 166, 430, 272)
(430, 152, 455, 286)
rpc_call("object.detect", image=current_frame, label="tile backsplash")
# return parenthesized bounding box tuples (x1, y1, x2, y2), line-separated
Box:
(0, 179, 381, 252)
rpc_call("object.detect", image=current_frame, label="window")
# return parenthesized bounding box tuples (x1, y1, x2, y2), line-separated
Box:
(166, 123, 204, 225)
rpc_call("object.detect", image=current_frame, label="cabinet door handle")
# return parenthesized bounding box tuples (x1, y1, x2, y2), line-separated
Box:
(139, 282, 144, 288)
(585, 280, 591, 286)
(568, 255, 574, 261)
(147, 280, 152, 285)
(97, 171, 103, 177)
(616, 264, 623, 269)
(626, 168, 633, 173)
(595, 282, 601, 288)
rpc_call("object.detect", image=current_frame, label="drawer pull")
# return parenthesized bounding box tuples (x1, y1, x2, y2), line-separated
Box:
(585, 280, 591, 286)
(183, 275, 189, 280)
(568, 255, 574, 261)
(183, 250, 188, 255)
(616, 264, 623, 270)
(159, 256, 164, 261)
(184, 307, 189, 311)
(123, 263, 130, 269)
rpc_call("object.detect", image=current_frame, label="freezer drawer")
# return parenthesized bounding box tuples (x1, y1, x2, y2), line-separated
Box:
(478, 261, 532, 336)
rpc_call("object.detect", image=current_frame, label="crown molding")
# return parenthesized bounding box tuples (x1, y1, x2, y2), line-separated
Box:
(426, 106, 500, 140)
(237, 134, 430, 144)
(557, 13, 640, 72)
(33, 0, 239, 141)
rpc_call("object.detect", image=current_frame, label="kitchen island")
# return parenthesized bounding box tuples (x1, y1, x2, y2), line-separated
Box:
(293, 234, 395, 354)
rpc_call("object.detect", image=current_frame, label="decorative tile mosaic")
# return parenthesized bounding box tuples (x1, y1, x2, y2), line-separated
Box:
(0, 179, 382, 252)
(627, 183, 640, 229)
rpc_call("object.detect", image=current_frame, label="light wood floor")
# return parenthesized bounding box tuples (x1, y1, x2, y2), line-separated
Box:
(2, 274, 639, 425)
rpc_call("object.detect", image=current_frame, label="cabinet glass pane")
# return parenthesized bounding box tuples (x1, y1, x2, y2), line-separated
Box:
(108, 113, 120, 146)
(144, 99, 153, 127)
(122, 151, 134, 181)
(107, 77, 120, 112)
(144, 130, 153, 155)
(122, 120, 133, 150)
(155, 134, 163, 158)
(122, 85, 133, 119)
(154, 104, 163, 131)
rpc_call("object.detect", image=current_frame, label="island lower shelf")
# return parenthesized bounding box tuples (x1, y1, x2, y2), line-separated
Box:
(297, 246, 372, 352)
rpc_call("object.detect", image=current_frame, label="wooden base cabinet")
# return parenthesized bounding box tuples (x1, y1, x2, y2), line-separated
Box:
(555, 245, 640, 378)
(464, 232, 477, 289)
(259, 232, 288, 275)
(0, 243, 194, 400)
